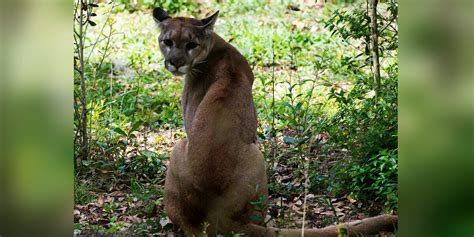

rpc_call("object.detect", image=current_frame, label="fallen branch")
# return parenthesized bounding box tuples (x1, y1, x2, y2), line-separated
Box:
(265, 214, 398, 237)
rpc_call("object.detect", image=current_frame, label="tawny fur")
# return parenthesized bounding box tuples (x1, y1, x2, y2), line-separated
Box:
(153, 8, 397, 237)
(154, 8, 269, 236)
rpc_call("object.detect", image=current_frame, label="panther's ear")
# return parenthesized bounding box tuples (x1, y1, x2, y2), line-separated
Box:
(153, 7, 170, 26)
(200, 11, 219, 31)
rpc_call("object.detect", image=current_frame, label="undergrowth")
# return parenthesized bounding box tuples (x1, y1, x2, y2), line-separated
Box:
(74, 0, 398, 235)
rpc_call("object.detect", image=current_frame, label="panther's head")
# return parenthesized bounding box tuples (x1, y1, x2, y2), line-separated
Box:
(153, 8, 219, 76)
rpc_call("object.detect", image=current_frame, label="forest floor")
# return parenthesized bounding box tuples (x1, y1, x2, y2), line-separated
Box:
(74, 1, 396, 235)
(74, 130, 390, 236)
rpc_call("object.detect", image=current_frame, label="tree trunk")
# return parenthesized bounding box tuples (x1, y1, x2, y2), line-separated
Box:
(369, 0, 381, 99)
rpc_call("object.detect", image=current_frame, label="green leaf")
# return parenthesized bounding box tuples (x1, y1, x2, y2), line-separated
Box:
(124, 108, 136, 116)
(283, 136, 297, 144)
(95, 141, 108, 149)
(113, 127, 127, 136)
(249, 214, 263, 222)
(141, 150, 155, 158)
(88, 20, 97, 26)
(131, 120, 144, 132)
(163, 223, 174, 230)
(81, 160, 92, 166)
(73, 223, 81, 230)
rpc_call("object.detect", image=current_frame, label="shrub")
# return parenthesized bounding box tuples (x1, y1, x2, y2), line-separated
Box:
(115, 0, 197, 13)
(317, 0, 398, 210)
(350, 148, 398, 210)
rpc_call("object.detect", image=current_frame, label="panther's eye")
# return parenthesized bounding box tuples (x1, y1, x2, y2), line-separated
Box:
(186, 42, 199, 50)
(163, 39, 173, 47)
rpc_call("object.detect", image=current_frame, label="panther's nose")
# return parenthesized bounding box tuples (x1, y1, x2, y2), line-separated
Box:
(169, 59, 185, 68)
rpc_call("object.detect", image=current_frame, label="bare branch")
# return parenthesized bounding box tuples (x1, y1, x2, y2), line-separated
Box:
(86, 1, 117, 63)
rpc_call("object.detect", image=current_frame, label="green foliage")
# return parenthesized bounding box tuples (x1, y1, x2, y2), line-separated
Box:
(74, 0, 398, 233)
(75, 179, 96, 205)
(327, 70, 398, 159)
(319, 0, 398, 209)
(222, 0, 268, 15)
(106, 216, 127, 233)
(249, 194, 267, 223)
(350, 149, 398, 210)
(115, 0, 197, 13)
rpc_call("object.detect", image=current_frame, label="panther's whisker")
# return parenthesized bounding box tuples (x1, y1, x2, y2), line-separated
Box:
(194, 59, 208, 65)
